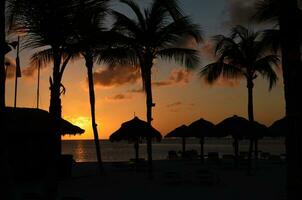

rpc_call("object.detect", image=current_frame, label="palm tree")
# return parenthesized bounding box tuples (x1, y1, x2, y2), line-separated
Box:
(254, 1, 302, 198)
(200, 25, 279, 173)
(11, 0, 80, 157)
(0, 1, 5, 111)
(102, 0, 202, 171)
(69, 0, 112, 172)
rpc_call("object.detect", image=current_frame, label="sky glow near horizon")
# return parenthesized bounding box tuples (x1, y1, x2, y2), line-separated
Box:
(5, 0, 285, 139)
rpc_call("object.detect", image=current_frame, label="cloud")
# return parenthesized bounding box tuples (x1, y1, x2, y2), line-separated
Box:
(5, 56, 16, 79)
(22, 64, 40, 77)
(5, 56, 48, 80)
(177, 36, 200, 49)
(106, 93, 132, 102)
(203, 76, 241, 88)
(166, 101, 196, 113)
(223, 0, 257, 27)
(152, 69, 192, 87)
(167, 101, 182, 108)
(93, 65, 140, 88)
(129, 88, 144, 93)
(200, 40, 216, 61)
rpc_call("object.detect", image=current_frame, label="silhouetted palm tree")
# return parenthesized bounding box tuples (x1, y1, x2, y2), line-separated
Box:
(254, 1, 302, 199)
(0, 1, 5, 111)
(69, 0, 112, 172)
(200, 25, 279, 173)
(11, 0, 80, 157)
(102, 0, 202, 171)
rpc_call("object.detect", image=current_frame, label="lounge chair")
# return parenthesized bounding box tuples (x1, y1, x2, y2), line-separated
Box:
(206, 152, 220, 165)
(167, 150, 179, 160)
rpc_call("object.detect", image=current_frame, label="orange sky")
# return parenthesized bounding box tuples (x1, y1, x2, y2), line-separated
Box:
(4, 0, 285, 139)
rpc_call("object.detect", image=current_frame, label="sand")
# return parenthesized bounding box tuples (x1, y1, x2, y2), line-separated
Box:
(56, 159, 286, 200)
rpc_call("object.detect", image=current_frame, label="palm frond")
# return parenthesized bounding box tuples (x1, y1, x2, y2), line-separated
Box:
(119, 0, 145, 30)
(111, 10, 142, 38)
(253, 0, 280, 23)
(254, 55, 279, 90)
(261, 29, 281, 53)
(231, 25, 249, 40)
(30, 48, 54, 68)
(155, 16, 202, 48)
(154, 0, 184, 21)
(97, 47, 138, 66)
(157, 48, 200, 69)
(200, 61, 244, 84)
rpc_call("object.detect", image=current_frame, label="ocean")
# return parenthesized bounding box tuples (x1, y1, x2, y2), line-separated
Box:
(62, 138, 285, 162)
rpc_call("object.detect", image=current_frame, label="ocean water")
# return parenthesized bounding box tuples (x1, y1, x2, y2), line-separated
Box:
(62, 138, 286, 162)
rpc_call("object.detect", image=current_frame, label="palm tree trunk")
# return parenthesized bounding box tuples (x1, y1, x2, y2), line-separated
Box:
(280, 1, 302, 199)
(247, 79, 254, 175)
(200, 137, 204, 163)
(144, 64, 154, 178)
(134, 139, 139, 162)
(233, 138, 239, 168)
(182, 137, 186, 153)
(47, 48, 63, 199)
(85, 55, 103, 173)
(49, 49, 62, 158)
(0, 0, 5, 111)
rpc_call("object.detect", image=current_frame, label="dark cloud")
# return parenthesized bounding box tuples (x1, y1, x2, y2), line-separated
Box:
(93, 65, 140, 88)
(203, 77, 241, 88)
(22, 64, 39, 77)
(200, 40, 216, 61)
(223, 0, 257, 27)
(167, 101, 182, 108)
(129, 88, 144, 93)
(106, 93, 132, 101)
(5, 56, 16, 79)
(152, 69, 192, 87)
(5, 56, 47, 80)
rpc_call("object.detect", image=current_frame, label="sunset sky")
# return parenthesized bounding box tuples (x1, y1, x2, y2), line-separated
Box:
(5, 0, 285, 140)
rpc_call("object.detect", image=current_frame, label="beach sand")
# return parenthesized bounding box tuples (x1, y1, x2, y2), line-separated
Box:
(56, 159, 286, 200)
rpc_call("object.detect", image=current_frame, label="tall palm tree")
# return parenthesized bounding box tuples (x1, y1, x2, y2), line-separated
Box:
(200, 25, 279, 173)
(0, 1, 5, 111)
(102, 0, 202, 171)
(254, 1, 302, 198)
(11, 0, 79, 157)
(70, 0, 112, 172)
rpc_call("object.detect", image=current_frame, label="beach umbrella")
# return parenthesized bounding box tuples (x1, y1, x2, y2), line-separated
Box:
(268, 117, 289, 137)
(109, 116, 162, 162)
(217, 115, 250, 167)
(165, 125, 192, 153)
(217, 115, 268, 167)
(188, 118, 226, 163)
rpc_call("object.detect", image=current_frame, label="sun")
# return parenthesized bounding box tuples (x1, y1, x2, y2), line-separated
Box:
(63, 116, 93, 140)
(69, 116, 91, 129)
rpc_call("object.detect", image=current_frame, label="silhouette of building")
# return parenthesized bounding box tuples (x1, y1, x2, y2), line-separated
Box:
(2, 107, 84, 180)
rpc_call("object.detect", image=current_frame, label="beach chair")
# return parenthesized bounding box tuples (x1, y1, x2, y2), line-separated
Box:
(260, 152, 271, 160)
(222, 154, 234, 169)
(206, 152, 220, 165)
(168, 150, 178, 160)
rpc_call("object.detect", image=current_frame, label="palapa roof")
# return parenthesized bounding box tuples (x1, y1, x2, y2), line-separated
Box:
(188, 118, 226, 138)
(268, 116, 302, 137)
(217, 115, 267, 139)
(109, 116, 162, 142)
(165, 125, 192, 138)
(2, 107, 85, 136)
